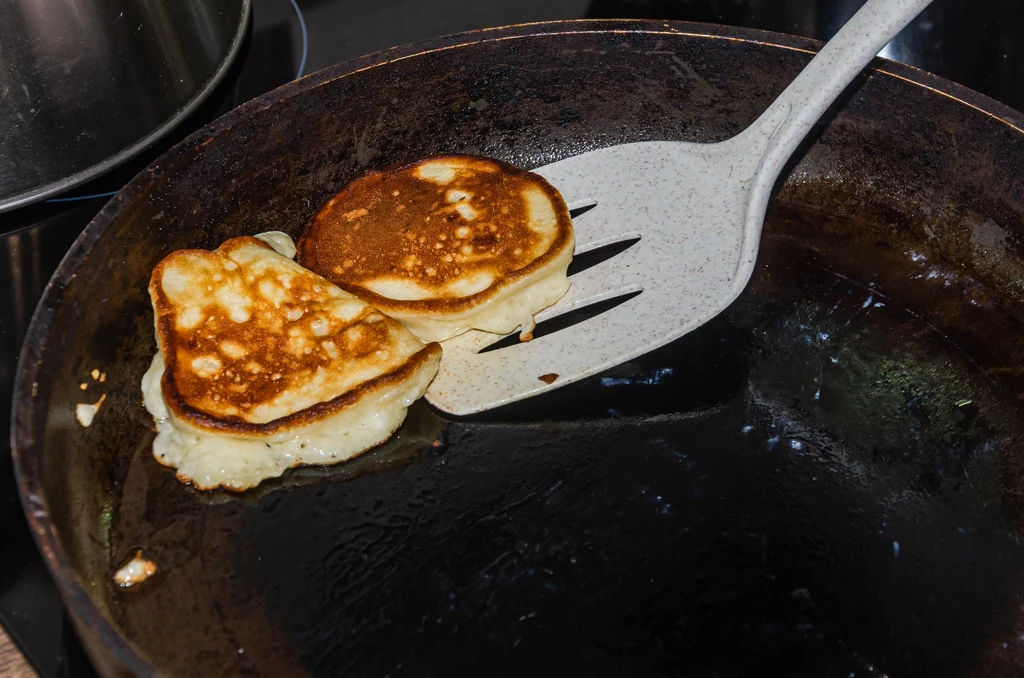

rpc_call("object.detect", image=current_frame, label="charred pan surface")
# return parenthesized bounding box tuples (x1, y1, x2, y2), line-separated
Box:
(297, 155, 573, 314)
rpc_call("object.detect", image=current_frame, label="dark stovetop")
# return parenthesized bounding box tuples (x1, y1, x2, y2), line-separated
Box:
(2, 0, 1022, 675)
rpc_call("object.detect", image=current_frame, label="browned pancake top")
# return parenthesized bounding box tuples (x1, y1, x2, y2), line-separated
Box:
(297, 155, 573, 313)
(150, 236, 436, 434)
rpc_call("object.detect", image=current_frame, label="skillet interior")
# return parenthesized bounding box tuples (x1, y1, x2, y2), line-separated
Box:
(13, 20, 1024, 677)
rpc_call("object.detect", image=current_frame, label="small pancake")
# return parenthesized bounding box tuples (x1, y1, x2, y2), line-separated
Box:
(297, 155, 575, 342)
(143, 235, 441, 491)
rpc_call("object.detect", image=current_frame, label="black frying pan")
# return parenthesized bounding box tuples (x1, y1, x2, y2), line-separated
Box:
(13, 20, 1024, 677)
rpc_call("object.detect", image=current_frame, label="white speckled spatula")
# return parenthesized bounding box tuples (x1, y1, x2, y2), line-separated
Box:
(427, 0, 934, 415)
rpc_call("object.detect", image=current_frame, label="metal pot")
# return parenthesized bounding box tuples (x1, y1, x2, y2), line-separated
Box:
(13, 19, 1024, 676)
(0, 0, 250, 212)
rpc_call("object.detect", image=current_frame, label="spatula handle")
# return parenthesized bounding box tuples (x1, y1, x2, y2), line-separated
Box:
(749, 0, 933, 181)
(731, 0, 933, 299)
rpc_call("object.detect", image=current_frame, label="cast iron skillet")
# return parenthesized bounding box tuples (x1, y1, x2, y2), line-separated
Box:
(13, 19, 1024, 677)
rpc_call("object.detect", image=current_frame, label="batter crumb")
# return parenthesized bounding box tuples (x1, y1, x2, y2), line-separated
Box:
(114, 551, 157, 587)
(75, 393, 107, 427)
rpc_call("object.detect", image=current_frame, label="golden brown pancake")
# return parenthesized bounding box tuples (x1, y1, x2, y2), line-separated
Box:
(297, 155, 574, 342)
(142, 234, 441, 491)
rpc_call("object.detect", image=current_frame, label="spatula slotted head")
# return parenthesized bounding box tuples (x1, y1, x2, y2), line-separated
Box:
(425, 140, 763, 415)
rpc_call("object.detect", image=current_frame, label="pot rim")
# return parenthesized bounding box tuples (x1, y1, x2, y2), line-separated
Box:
(0, 0, 254, 213)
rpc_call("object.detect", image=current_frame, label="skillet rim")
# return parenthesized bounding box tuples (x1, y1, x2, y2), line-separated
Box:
(11, 17, 1024, 675)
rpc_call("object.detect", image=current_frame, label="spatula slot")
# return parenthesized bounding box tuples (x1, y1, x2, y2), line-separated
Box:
(567, 235, 641, 278)
(478, 288, 644, 354)
(568, 200, 597, 219)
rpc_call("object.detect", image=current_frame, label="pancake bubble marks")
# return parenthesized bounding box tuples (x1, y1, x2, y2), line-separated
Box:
(143, 234, 441, 491)
(298, 155, 575, 342)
